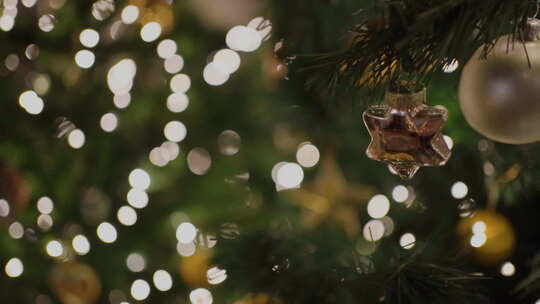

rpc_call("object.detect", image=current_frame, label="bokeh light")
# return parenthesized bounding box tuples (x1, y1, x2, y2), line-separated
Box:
(367, 194, 391, 219)
(121, 5, 139, 24)
(276, 162, 304, 189)
(67, 129, 85, 149)
(190, 288, 213, 304)
(164, 55, 184, 74)
(164, 121, 187, 142)
(114, 93, 131, 109)
(217, 130, 241, 155)
(37, 196, 54, 214)
(500, 262, 515, 277)
(127, 188, 149, 209)
(203, 62, 230, 86)
(108, 59, 137, 95)
(37, 214, 53, 231)
(72, 234, 90, 255)
(295, 143, 320, 168)
(0, 199, 10, 217)
(212, 49, 241, 74)
(177, 242, 196, 257)
(470, 233, 487, 248)
(38, 14, 56, 32)
(97, 222, 118, 243)
(129, 168, 151, 190)
(157, 39, 177, 59)
(363, 220, 385, 242)
(131, 279, 150, 301)
(79, 29, 100, 48)
(75, 50, 95, 69)
(207, 267, 227, 285)
(8, 222, 24, 239)
(153, 269, 173, 291)
(127, 253, 146, 272)
(5, 258, 23, 278)
(399, 233, 416, 249)
(19, 90, 44, 115)
(46, 240, 64, 257)
(170, 74, 191, 93)
(451, 181, 468, 199)
(100, 112, 118, 132)
(140, 22, 161, 42)
(176, 222, 197, 244)
(117, 205, 137, 226)
(167, 93, 189, 113)
(226, 26, 262, 52)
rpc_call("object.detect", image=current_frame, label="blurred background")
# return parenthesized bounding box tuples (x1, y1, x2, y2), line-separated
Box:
(1, 0, 540, 303)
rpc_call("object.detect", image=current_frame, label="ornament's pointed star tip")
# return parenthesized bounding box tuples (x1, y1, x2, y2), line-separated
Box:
(391, 164, 420, 180)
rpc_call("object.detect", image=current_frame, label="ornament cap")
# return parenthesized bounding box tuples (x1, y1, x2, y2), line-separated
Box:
(385, 81, 426, 110)
(523, 18, 540, 42)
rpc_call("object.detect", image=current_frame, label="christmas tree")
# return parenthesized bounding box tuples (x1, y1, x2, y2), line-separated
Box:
(1, 0, 540, 303)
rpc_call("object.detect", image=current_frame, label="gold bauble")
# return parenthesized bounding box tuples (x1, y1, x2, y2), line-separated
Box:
(234, 294, 282, 304)
(187, 0, 267, 32)
(179, 249, 211, 287)
(459, 20, 540, 144)
(457, 210, 516, 265)
(48, 262, 101, 304)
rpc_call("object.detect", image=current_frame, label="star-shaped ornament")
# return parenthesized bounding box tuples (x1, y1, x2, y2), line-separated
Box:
(363, 85, 452, 179)
(287, 155, 376, 238)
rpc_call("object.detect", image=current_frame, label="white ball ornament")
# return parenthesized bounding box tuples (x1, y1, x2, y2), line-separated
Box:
(459, 18, 540, 144)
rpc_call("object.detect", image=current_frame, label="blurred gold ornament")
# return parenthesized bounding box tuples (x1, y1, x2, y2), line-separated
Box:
(287, 155, 376, 238)
(356, 58, 398, 87)
(0, 161, 30, 212)
(179, 249, 211, 287)
(234, 293, 282, 304)
(129, 0, 174, 32)
(457, 210, 516, 265)
(187, 0, 267, 31)
(459, 18, 540, 144)
(48, 262, 101, 304)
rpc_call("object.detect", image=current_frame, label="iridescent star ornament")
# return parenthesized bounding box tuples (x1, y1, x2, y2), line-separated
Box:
(363, 82, 452, 179)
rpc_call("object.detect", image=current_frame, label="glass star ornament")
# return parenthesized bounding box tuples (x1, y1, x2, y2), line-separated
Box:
(363, 83, 452, 179)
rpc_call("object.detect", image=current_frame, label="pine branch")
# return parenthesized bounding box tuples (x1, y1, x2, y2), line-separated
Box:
(298, 0, 533, 94)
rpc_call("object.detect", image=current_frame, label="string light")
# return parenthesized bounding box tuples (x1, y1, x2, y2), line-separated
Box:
(207, 267, 227, 285)
(203, 62, 229, 86)
(177, 242, 196, 257)
(37, 214, 53, 231)
(164, 55, 184, 74)
(275, 162, 304, 189)
(392, 185, 409, 203)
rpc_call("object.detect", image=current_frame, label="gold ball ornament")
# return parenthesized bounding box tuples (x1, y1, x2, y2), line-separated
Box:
(48, 262, 101, 304)
(459, 19, 540, 144)
(457, 210, 516, 265)
(179, 249, 211, 287)
(234, 294, 283, 304)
